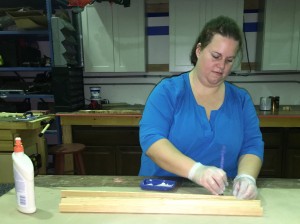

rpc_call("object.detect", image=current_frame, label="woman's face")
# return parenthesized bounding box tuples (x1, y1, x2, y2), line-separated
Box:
(195, 34, 239, 87)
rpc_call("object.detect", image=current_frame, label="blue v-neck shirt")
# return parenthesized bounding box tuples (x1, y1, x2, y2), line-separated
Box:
(139, 72, 264, 178)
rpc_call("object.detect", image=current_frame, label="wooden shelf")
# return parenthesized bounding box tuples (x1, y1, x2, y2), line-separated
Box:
(0, 67, 51, 72)
(0, 94, 54, 99)
(0, 30, 49, 35)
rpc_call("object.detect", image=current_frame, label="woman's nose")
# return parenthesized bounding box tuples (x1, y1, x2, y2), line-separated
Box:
(217, 60, 226, 70)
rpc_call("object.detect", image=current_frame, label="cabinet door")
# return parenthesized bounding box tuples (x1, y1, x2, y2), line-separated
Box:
(113, 0, 146, 72)
(116, 146, 142, 175)
(257, 0, 300, 70)
(169, 0, 206, 72)
(286, 129, 300, 178)
(81, 1, 145, 72)
(286, 150, 300, 178)
(259, 128, 284, 178)
(205, 0, 244, 71)
(83, 146, 116, 175)
(169, 0, 244, 72)
(82, 3, 114, 72)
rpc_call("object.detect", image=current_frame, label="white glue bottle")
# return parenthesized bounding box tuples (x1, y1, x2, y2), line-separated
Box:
(12, 137, 36, 213)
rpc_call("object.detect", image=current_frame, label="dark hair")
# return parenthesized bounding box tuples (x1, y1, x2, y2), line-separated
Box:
(190, 16, 243, 66)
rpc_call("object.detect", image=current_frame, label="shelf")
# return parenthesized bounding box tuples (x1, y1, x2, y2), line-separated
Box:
(0, 0, 54, 71)
(0, 67, 52, 72)
(0, 94, 54, 99)
(0, 30, 49, 35)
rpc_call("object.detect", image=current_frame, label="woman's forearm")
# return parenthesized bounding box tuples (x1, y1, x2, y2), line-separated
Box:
(146, 138, 195, 178)
(237, 154, 262, 179)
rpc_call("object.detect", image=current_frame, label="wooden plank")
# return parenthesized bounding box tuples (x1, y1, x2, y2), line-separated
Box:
(0, 140, 14, 151)
(60, 197, 262, 216)
(0, 152, 14, 183)
(61, 190, 234, 200)
(59, 116, 141, 127)
(244, 0, 259, 10)
(0, 130, 14, 140)
(146, 0, 168, 13)
(147, 64, 169, 72)
(241, 62, 257, 71)
(59, 190, 263, 216)
(0, 115, 52, 129)
(77, 110, 142, 114)
(259, 117, 300, 127)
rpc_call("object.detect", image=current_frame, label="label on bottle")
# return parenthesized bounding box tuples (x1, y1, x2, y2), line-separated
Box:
(13, 168, 27, 207)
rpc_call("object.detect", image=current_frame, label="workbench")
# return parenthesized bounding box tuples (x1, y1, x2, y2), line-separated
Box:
(257, 108, 300, 127)
(56, 108, 142, 144)
(0, 113, 54, 183)
(54, 105, 300, 177)
(56, 106, 300, 144)
(0, 175, 299, 223)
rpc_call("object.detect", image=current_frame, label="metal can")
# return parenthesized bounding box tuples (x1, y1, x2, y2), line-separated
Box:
(260, 97, 272, 111)
(274, 96, 280, 110)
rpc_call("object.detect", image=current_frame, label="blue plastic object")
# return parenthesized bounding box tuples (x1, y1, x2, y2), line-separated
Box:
(140, 178, 176, 191)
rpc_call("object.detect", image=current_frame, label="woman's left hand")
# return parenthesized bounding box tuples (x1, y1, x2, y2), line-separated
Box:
(233, 174, 258, 199)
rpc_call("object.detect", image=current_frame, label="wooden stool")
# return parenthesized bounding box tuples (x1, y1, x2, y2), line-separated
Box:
(48, 143, 86, 175)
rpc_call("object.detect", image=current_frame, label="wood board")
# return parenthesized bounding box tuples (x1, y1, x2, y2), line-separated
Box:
(59, 190, 263, 216)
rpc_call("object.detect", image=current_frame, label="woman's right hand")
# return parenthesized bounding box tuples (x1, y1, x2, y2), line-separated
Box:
(188, 162, 228, 195)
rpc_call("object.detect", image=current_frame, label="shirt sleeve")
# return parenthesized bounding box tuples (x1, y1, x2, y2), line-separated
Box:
(139, 78, 182, 152)
(240, 92, 264, 161)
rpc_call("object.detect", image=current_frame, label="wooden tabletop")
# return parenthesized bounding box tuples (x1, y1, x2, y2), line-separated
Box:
(1, 175, 300, 224)
(34, 175, 300, 189)
(0, 115, 53, 129)
(55, 106, 300, 128)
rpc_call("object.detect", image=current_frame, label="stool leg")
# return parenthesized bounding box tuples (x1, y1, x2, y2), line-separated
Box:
(55, 154, 65, 175)
(74, 152, 86, 175)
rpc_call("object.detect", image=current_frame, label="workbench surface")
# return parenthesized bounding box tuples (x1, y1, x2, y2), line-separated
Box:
(1, 175, 300, 224)
(0, 114, 54, 183)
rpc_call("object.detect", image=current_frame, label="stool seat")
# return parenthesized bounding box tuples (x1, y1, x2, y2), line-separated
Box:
(48, 143, 86, 175)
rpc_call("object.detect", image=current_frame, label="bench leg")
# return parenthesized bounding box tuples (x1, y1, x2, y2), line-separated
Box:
(74, 152, 86, 175)
(54, 154, 65, 175)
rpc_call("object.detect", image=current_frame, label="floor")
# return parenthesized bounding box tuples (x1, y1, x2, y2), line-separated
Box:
(0, 184, 14, 197)
(0, 161, 55, 197)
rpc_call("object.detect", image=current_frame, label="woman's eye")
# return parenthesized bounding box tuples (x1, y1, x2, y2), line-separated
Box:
(212, 53, 220, 59)
(226, 58, 234, 63)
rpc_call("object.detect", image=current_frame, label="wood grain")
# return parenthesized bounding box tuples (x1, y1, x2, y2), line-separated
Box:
(59, 190, 263, 216)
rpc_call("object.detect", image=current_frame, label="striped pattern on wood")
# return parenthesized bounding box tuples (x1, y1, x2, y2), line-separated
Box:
(59, 190, 263, 216)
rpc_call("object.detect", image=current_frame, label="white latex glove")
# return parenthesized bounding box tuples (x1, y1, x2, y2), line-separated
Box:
(233, 174, 258, 200)
(188, 162, 228, 195)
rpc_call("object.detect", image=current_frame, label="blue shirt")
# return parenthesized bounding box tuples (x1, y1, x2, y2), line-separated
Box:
(139, 72, 264, 178)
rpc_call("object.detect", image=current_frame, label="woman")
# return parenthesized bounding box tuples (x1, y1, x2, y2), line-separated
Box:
(139, 16, 264, 200)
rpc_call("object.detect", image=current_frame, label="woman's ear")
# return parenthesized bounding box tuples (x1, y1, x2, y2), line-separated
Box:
(196, 43, 201, 58)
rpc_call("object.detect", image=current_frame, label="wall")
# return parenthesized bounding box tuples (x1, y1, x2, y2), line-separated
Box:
(83, 0, 300, 106)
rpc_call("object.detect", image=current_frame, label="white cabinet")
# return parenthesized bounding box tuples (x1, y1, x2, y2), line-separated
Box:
(169, 0, 244, 72)
(256, 0, 300, 70)
(81, 0, 145, 72)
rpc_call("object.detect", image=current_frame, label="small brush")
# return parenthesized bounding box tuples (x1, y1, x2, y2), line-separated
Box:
(220, 145, 225, 170)
(219, 145, 226, 195)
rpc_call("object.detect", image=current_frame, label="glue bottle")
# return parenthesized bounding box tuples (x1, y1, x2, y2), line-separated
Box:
(12, 137, 36, 213)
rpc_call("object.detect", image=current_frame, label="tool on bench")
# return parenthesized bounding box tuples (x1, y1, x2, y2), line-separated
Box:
(39, 118, 54, 137)
(15, 111, 38, 121)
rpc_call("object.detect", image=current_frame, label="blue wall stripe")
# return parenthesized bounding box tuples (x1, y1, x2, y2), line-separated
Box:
(146, 12, 258, 35)
(243, 22, 258, 32)
(147, 26, 169, 36)
(147, 12, 169, 17)
(147, 24, 258, 35)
